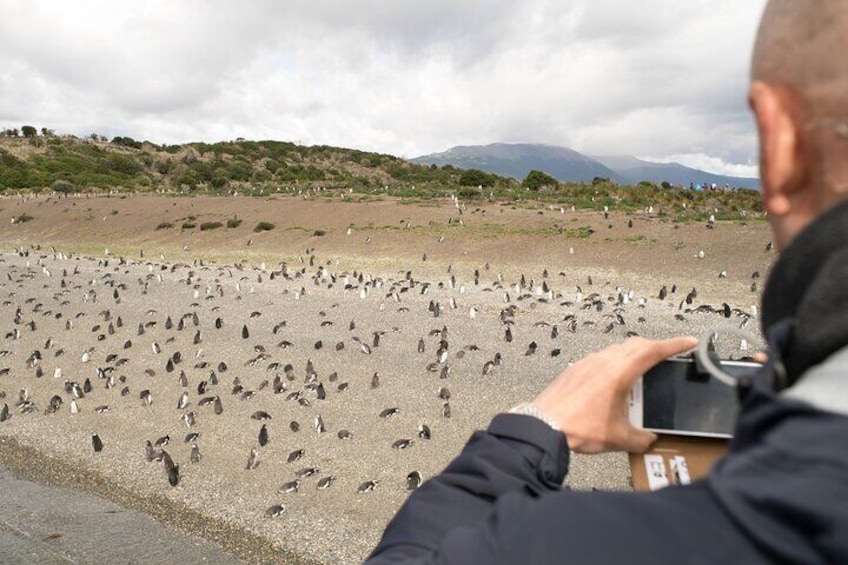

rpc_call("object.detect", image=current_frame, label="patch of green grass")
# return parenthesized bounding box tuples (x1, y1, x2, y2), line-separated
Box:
(623, 235, 646, 243)
(254, 221, 275, 232)
(200, 221, 223, 231)
(155, 221, 173, 230)
(226, 217, 242, 229)
(564, 226, 594, 239)
(181, 221, 196, 230)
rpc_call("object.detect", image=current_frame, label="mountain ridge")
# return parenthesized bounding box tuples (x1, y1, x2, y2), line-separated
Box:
(413, 143, 759, 189)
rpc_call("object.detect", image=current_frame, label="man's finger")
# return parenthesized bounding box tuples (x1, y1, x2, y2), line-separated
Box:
(629, 336, 698, 376)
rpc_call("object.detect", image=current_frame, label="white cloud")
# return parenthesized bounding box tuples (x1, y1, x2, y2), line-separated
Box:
(0, 0, 768, 176)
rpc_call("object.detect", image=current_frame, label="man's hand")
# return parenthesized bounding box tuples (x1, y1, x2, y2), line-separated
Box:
(533, 336, 698, 454)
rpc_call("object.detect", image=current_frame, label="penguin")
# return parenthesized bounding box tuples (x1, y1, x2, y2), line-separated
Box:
(418, 424, 431, 440)
(145, 440, 161, 462)
(266, 504, 286, 517)
(91, 432, 104, 453)
(316, 476, 335, 490)
(246, 447, 261, 470)
(278, 480, 299, 494)
(287, 448, 304, 463)
(177, 391, 189, 409)
(442, 402, 451, 419)
(190, 443, 202, 464)
(314, 415, 326, 434)
(392, 438, 414, 450)
(357, 480, 378, 494)
(296, 467, 319, 478)
(258, 424, 269, 447)
(406, 470, 422, 490)
(168, 464, 180, 487)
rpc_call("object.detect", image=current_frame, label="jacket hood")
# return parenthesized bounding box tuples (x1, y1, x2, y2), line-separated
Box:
(762, 198, 848, 386)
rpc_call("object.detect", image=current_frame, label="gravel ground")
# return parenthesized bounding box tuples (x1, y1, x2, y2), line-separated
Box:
(0, 246, 765, 564)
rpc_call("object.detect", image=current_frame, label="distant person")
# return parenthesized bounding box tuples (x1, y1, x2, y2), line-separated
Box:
(367, 1, 848, 562)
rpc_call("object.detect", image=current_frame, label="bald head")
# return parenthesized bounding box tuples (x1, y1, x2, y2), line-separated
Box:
(749, 1, 848, 248)
(753, 0, 848, 115)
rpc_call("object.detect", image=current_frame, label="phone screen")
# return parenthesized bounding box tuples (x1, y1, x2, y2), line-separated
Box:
(639, 358, 760, 438)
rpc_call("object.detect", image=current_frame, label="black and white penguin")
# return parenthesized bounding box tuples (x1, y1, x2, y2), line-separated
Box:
(357, 480, 378, 494)
(406, 470, 422, 490)
(91, 432, 104, 453)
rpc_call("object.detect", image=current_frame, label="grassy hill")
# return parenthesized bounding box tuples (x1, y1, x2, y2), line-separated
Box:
(0, 134, 763, 222)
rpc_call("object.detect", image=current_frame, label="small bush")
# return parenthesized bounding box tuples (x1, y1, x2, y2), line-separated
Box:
(200, 221, 223, 231)
(254, 221, 275, 232)
(51, 179, 75, 194)
(226, 217, 242, 229)
(181, 222, 196, 230)
(13, 214, 34, 224)
(313, 229, 326, 236)
(156, 222, 173, 230)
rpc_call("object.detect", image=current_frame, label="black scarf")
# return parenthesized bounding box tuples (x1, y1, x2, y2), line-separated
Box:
(762, 198, 848, 386)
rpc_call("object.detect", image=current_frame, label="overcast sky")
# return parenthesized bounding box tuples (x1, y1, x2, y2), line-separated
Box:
(0, 1, 767, 177)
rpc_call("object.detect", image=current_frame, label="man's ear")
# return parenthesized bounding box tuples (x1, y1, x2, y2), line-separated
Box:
(749, 81, 804, 217)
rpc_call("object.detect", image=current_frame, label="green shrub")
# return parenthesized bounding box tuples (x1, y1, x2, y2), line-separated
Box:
(226, 217, 242, 228)
(459, 168, 496, 187)
(156, 221, 173, 230)
(254, 221, 275, 232)
(313, 229, 326, 236)
(200, 221, 223, 231)
(457, 187, 483, 200)
(523, 170, 559, 191)
(13, 214, 33, 224)
(51, 179, 74, 194)
(181, 221, 196, 229)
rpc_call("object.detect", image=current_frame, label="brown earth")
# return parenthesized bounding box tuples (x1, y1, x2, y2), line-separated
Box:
(0, 193, 774, 302)
(0, 192, 776, 564)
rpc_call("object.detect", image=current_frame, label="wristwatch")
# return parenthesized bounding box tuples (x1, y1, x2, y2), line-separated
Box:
(508, 402, 560, 432)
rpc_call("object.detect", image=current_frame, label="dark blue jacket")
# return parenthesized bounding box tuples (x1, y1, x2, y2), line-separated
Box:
(367, 201, 848, 564)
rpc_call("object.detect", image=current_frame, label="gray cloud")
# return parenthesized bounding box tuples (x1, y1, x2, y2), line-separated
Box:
(0, 0, 767, 176)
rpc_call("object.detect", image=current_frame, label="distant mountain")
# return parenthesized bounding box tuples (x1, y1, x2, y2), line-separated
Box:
(412, 143, 760, 189)
(592, 155, 760, 190)
(411, 143, 620, 184)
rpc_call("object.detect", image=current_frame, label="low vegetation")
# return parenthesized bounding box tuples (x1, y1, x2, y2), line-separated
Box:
(0, 128, 764, 222)
(254, 221, 275, 232)
(200, 221, 223, 231)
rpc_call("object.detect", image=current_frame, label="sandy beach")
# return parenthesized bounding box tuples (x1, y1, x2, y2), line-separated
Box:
(0, 193, 774, 563)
